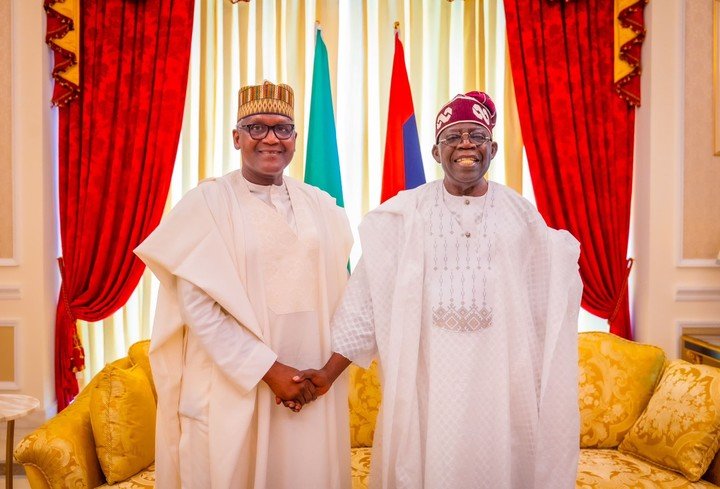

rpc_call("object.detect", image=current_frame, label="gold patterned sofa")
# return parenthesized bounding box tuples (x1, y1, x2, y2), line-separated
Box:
(576, 332, 720, 488)
(15, 333, 720, 488)
(349, 332, 720, 488)
(12, 340, 378, 489)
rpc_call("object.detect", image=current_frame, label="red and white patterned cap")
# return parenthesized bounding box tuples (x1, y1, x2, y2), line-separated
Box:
(435, 91, 497, 142)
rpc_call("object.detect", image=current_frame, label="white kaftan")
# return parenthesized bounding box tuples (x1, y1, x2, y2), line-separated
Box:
(135, 171, 352, 489)
(332, 180, 582, 489)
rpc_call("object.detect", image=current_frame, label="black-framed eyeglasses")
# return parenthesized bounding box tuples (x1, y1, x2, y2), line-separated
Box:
(237, 123, 295, 141)
(438, 131, 492, 148)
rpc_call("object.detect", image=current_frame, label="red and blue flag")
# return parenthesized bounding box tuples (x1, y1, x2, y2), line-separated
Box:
(380, 32, 425, 203)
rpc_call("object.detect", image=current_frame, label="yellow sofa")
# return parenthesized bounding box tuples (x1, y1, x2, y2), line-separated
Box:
(15, 333, 720, 488)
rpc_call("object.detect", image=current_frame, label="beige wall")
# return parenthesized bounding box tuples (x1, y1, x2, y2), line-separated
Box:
(682, 0, 720, 261)
(0, 0, 59, 426)
(633, 0, 720, 358)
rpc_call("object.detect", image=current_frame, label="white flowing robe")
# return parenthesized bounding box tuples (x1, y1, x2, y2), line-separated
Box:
(135, 170, 353, 489)
(332, 180, 582, 489)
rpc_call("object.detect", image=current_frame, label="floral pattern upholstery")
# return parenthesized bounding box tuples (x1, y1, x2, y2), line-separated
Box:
(348, 362, 382, 448)
(577, 449, 717, 488)
(14, 357, 133, 489)
(97, 463, 156, 488)
(619, 360, 720, 482)
(351, 447, 372, 489)
(578, 332, 666, 448)
(90, 364, 156, 484)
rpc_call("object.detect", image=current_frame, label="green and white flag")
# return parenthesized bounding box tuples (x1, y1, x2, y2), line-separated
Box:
(304, 27, 344, 207)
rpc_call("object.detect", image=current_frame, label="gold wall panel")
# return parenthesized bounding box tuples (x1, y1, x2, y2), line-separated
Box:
(0, 325, 15, 382)
(0, 0, 13, 260)
(683, 0, 720, 260)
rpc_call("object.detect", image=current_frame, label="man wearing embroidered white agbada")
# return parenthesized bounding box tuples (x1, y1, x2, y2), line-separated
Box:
(299, 91, 583, 488)
(134, 81, 353, 489)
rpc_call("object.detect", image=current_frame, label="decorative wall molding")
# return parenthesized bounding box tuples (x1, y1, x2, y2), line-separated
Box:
(678, 0, 720, 266)
(675, 287, 720, 302)
(0, 320, 19, 390)
(677, 258, 720, 268)
(0, 285, 21, 300)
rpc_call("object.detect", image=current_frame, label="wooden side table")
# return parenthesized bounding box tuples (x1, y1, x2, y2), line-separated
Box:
(0, 395, 39, 489)
(681, 334, 720, 368)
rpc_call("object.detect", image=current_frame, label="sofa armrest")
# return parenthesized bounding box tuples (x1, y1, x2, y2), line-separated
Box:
(14, 383, 105, 489)
(14, 358, 133, 489)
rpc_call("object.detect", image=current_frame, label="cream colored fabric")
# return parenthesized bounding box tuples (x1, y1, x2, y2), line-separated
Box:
(134, 170, 353, 488)
(619, 360, 720, 482)
(244, 178, 296, 233)
(578, 332, 666, 449)
(89, 365, 156, 484)
(332, 180, 582, 488)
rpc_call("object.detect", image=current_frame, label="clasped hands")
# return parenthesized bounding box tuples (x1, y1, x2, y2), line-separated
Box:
(262, 361, 333, 413)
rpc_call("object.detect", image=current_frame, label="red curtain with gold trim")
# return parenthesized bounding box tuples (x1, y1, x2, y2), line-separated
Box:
(504, 0, 636, 339)
(614, 0, 647, 107)
(54, 0, 195, 409)
(45, 0, 81, 106)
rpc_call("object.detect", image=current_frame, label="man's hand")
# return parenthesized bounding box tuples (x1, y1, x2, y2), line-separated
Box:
(293, 368, 334, 396)
(276, 370, 331, 412)
(263, 361, 317, 412)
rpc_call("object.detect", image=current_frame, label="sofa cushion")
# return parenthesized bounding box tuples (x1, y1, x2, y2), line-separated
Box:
(128, 340, 156, 400)
(619, 360, 720, 482)
(90, 364, 156, 484)
(351, 447, 372, 489)
(578, 332, 666, 448)
(577, 449, 718, 488)
(348, 362, 382, 448)
(96, 463, 155, 488)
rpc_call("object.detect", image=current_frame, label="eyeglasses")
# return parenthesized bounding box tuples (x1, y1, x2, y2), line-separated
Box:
(237, 123, 295, 141)
(438, 131, 492, 148)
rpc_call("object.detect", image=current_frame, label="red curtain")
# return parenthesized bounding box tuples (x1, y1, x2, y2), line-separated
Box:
(55, 0, 195, 410)
(504, 0, 635, 339)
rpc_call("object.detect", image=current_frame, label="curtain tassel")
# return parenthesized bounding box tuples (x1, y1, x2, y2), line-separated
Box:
(57, 256, 85, 372)
(608, 258, 634, 325)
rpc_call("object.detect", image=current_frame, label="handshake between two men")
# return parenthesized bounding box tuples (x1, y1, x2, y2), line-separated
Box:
(261, 353, 352, 412)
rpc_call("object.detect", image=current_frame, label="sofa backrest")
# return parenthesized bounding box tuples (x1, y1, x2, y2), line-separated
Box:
(346, 332, 671, 452)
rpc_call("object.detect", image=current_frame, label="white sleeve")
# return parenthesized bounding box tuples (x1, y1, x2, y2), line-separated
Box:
(177, 278, 277, 393)
(331, 258, 378, 368)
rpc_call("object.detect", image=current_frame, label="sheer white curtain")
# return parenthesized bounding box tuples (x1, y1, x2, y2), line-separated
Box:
(80, 0, 532, 383)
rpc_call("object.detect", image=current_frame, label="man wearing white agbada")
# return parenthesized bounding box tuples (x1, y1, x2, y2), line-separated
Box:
(298, 91, 582, 488)
(134, 81, 353, 489)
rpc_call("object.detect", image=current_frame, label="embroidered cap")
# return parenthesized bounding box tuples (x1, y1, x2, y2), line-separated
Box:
(237, 81, 294, 121)
(434, 91, 497, 142)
